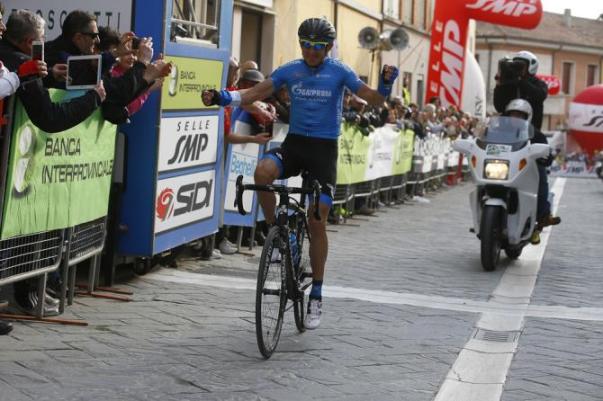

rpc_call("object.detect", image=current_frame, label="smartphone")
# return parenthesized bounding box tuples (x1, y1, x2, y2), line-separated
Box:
(32, 41, 44, 61)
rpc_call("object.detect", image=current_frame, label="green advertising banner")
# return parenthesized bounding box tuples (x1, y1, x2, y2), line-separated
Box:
(392, 129, 415, 175)
(1, 90, 116, 240)
(160, 56, 223, 111)
(336, 123, 370, 185)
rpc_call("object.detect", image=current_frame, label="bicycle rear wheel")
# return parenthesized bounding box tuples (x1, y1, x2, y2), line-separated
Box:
(256, 226, 286, 359)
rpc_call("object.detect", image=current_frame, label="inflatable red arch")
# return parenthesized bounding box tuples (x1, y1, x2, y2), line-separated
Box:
(426, 0, 543, 108)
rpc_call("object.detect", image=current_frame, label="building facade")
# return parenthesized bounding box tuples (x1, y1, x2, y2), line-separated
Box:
(230, 0, 438, 104)
(475, 10, 603, 132)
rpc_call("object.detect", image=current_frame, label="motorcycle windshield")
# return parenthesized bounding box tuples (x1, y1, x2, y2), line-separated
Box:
(477, 116, 534, 145)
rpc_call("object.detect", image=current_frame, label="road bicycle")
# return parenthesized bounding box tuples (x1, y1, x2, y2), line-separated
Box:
(235, 174, 320, 359)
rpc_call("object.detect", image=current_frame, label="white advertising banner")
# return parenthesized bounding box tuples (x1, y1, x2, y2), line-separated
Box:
(158, 116, 219, 173)
(224, 143, 260, 213)
(154, 170, 215, 234)
(4, 1, 133, 40)
(365, 125, 398, 181)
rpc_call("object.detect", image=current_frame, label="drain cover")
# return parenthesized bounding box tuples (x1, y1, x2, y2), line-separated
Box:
(473, 329, 520, 343)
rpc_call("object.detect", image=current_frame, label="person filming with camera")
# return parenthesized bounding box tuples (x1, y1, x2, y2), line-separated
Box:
(493, 51, 560, 244)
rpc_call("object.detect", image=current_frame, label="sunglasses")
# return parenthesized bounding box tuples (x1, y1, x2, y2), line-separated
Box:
(80, 31, 100, 39)
(299, 40, 329, 51)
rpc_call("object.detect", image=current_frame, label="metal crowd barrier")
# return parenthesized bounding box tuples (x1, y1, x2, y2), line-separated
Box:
(60, 217, 108, 312)
(0, 230, 64, 317)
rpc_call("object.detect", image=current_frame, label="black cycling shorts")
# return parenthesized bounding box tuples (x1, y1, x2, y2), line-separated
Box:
(263, 134, 338, 206)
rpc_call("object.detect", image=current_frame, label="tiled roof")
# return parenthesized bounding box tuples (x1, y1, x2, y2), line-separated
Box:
(476, 11, 603, 50)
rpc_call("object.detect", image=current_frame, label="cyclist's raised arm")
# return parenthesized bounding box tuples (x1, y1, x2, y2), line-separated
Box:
(240, 78, 275, 105)
(356, 65, 399, 106)
(356, 83, 386, 106)
(201, 78, 275, 108)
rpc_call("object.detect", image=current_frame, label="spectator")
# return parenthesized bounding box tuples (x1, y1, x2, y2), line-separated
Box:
(0, 10, 105, 133)
(109, 39, 163, 117)
(239, 59, 258, 76)
(424, 103, 443, 135)
(45, 10, 171, 124)
(227, 69, 273, 145)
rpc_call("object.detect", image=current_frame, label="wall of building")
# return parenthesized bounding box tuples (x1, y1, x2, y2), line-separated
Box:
(232, 0, 437, 103)
(336, 4, 380, 85)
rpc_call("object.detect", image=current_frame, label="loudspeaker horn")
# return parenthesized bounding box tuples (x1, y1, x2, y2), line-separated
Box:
(380, 28, 409, 51)
(358, 26, 380, 50)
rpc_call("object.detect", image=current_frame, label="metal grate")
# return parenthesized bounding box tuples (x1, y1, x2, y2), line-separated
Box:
(378, 176, 393, 192)
(333, 184, 351, 203)
(0, 230, 63, 285)
(473, 329, 520, 343)
(354, 181, 374, 197)
(68, 217, 106, 262)
(391, 174, 404, 188)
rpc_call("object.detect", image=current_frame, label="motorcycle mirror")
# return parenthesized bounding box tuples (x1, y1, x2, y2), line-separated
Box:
(529, 143, 550, 159)
(452, 139, 473, 154)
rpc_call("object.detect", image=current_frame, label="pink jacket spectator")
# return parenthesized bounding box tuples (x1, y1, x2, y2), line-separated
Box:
(110, 64, 150, 116)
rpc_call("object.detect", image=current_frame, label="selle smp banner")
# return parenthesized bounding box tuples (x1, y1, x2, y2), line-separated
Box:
(1, 90, 117, 240)
(427, 0, 543, 108)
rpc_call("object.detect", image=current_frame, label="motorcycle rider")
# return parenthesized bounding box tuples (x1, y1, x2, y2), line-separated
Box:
(503, 98, 551, 244)
(494, 51, 560, 245)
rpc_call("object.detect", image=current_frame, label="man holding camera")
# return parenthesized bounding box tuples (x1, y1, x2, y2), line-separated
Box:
(493, 51, 560, 244)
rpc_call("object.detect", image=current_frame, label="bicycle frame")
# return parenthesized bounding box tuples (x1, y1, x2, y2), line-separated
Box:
(235, 174, 320, 300)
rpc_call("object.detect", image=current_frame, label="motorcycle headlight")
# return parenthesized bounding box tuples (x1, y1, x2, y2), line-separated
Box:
(484, 160, 509, 180)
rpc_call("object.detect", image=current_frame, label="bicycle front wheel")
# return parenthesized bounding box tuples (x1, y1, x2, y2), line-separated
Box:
(256, 226, 286, 359)
(293, 216, 311, 333)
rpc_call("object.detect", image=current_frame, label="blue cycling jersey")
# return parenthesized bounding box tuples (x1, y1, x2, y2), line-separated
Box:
(270, 58, 364, 140)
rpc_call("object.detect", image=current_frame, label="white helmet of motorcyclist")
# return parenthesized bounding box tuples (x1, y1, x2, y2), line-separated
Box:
(513, 50, 538, 75)
(505, 98, 533, 123)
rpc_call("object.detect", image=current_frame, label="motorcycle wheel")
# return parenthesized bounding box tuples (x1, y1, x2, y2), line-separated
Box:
(504, 246, 522, 260)
(480, 205, 503, 272)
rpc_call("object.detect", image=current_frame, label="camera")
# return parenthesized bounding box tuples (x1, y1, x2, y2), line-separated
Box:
(132, 36, 141, 50)
(498, 58, 527, 85)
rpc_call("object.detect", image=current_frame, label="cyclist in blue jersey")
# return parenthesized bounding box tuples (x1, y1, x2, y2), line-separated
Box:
(202, 17, 398, 329)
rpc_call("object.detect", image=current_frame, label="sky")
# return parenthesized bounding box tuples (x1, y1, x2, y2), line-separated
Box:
(541, 0, 597, 19)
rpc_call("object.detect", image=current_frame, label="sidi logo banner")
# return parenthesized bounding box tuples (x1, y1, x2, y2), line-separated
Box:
(4, 0, 132, 41)
(154, 170, 215, 234)
(158, 116, 219, 172)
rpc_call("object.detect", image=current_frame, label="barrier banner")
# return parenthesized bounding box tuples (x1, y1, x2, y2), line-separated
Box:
(392, 129, 415, 175)
(427, 0, 543, 108)
(222, 142, 262, 227)
(337, 123, 370, 185)
(1, 91, 116, 239)
(366, 124, 398, 181)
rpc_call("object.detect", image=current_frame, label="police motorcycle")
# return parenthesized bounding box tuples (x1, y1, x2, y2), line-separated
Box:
(452, 100, 550, 271)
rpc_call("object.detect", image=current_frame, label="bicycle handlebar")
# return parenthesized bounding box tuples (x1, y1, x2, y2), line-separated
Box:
(234, 175, 321, 221)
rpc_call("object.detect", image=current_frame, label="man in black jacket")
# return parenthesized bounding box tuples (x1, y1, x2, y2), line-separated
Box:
(45, 10, 168, 124)
(0, 10, 105, 133)
(493, 50, 560, 244)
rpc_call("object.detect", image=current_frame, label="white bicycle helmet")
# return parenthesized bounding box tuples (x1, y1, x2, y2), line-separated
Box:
(513, 50, 538, 75)
(505, 98, 533, 122)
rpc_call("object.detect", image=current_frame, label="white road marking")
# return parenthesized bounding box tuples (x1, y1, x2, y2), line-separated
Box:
(434, 177, 567, 401)
(149, 269, 603, 322)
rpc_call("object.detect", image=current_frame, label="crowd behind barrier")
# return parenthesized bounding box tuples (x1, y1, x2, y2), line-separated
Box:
(0, 7, 480, 326)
